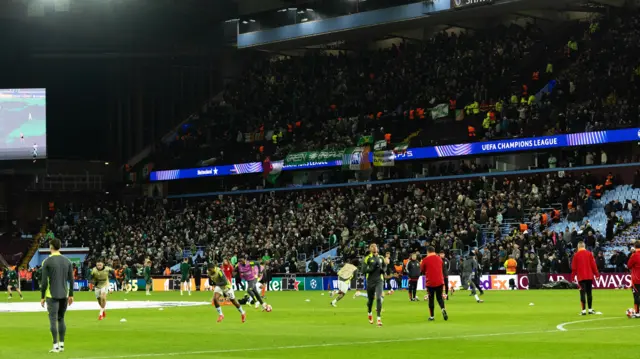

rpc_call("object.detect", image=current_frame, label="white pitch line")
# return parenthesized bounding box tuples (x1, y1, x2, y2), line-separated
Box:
(556, 317, 620, 331)
(71, 323, 640, 359)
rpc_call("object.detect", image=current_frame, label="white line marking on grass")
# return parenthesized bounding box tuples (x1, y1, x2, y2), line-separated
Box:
(70, 323, 640, 359)
(556, 317, 620, 331)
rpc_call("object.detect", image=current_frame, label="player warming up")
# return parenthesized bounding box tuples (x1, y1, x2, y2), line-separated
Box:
(122, 264, 133, 294)
(363, 244, 386, 326)
(40, 238, 74, 353)
(626, 241, 640, 318)
(238, 256, 267, 310)
(462, 254, 484, 303)
(406, 253, 421, 301)
(331, 260, 358, 307)
(144, 259, 152, 296)
(571, 241, 600, 315)
(421, 246, 448, 321)
(5, 266, 23, 300)
(440, 251, 451, 300)
(207, 262, 247, 323)
(91, 260, 115, 320)
(180, 258, 192, 296)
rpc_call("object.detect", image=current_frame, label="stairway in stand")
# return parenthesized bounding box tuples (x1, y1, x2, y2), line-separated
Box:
(19, 223, 47, 268)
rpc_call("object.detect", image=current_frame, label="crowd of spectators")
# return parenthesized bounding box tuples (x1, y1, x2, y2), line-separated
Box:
(153, 21, 560, 170)
(49, 167, 630, 276)
(489, 14, 640, 142)
(151, 12, 640, 175)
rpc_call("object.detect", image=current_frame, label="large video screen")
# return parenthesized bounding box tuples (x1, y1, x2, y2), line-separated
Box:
(0, 88, 46, 160)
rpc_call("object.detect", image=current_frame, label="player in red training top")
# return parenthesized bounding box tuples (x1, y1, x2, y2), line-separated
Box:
(420, 246, 448, 322)
(222, 259, 234, 283)
(571, 241, 600, 315)
(627, 241, 640, 318)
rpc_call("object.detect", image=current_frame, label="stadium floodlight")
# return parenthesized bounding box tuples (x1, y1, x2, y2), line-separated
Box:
(301, 18, 309, 22)
(288, 8, 297, 11)
(297, 10, 304, 14)
(306, 9, 314, 12)
(249, 19, 256, 23)
(277, 9, 287, 12)
(242, 20, 248, 24)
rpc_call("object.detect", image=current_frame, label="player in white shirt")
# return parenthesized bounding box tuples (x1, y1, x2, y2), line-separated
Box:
(331, 261, 358, 307)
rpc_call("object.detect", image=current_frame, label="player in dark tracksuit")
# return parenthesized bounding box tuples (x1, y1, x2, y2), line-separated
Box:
(363, 244, 386, 326)
(40, 238, 74, 353)
(405, 253, 421, 301)
(440, 251, 451, 299)
(463, 254, 484, 303)
(383, 252, 395, 290)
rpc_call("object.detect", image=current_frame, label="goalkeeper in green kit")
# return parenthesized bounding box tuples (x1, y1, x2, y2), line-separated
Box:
(123, 264, 133, 294)
(180, 258, 192, 296)
(5, 266, 23, 300)
(144, 259, 152, 296)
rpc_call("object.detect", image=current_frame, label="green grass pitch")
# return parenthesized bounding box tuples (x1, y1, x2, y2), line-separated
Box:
(0, 289, 638, 359)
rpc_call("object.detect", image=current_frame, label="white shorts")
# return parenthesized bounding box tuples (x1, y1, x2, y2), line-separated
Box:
(337, 280, 350, 293)
(94, 286, 109, 299)
(214, 286, 235, 300)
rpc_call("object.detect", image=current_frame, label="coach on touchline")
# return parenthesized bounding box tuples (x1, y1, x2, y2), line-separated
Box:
(40, 238, 74, 353)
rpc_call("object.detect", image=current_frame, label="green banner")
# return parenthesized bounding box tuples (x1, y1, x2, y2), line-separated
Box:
(284, 152, 309, 166)
(430, 103, 449, 119)
(357, 135, 374, 146)
(285, 150, 343, 166)
(374, 140, 387, 151)
(310, 150, 343, 162)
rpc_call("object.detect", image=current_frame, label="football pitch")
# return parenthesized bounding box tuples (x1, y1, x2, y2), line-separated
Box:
(0, 289, 638, 359)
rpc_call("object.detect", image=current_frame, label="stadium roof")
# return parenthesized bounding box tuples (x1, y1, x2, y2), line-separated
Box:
(233, 0, 622, 51)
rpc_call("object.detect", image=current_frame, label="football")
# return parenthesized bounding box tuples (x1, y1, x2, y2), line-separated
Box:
(265, 305, 273, 312)
(626, 308, 635, 318)
(423, 295, 429, 301)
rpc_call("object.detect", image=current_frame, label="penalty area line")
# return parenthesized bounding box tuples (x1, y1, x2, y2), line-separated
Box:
(71, 324, 640, 359)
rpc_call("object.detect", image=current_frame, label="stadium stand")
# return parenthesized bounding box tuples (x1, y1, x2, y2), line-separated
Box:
(51, 164, 633, 277)
(148, 12, 640, 174)
(50, 11, 640, 277)
(151, 22, 574, 170)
